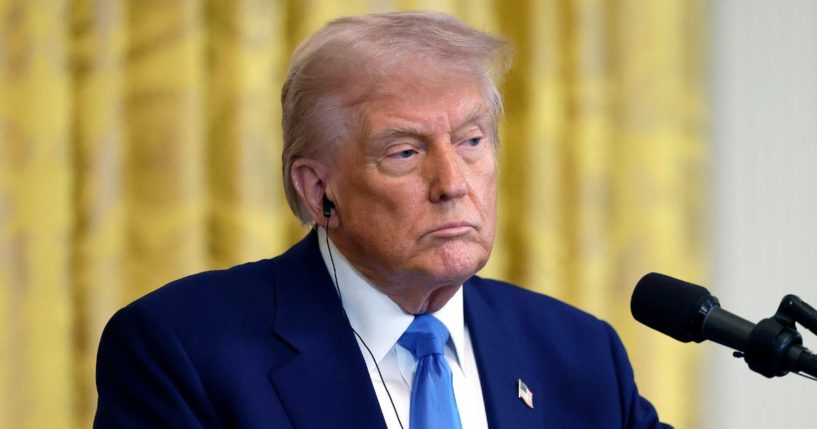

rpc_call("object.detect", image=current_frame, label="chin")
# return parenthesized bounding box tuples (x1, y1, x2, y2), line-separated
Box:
(421, 243, 490, 285)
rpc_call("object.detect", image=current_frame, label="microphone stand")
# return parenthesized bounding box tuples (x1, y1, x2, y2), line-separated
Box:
(736, 295, 817, 379)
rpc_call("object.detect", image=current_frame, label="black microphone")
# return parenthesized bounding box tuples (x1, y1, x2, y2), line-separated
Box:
(630, 273, 754, 349)
(631, 272, 817, 379)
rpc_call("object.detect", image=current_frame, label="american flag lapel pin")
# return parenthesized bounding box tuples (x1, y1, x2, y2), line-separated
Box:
(517, 379, 534, 409)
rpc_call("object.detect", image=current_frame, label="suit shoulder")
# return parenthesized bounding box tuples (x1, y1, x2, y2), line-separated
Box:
(465, 275, 616, 349)
(118, 258, 279, 329)
(142, 257, 275, 300)
(468, 275, 603, 325)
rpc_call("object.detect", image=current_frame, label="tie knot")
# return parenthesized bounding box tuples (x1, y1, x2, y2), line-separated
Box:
(398, 314, 450, 358)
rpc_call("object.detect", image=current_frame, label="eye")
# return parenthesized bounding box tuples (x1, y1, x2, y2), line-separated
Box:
(466, 137, 482, 147)
(389, 148, 418, 159)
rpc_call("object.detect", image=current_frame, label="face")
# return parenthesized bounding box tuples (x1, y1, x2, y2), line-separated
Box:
(326, 72, 498, 314)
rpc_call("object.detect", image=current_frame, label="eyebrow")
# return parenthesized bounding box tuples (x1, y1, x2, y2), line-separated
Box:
(453, 108, 491, 135)
(369, 107, 491, 143)
(370, 124, 428, 142)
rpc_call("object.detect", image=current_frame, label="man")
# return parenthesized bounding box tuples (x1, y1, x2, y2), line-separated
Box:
(95, 11, 671, 428)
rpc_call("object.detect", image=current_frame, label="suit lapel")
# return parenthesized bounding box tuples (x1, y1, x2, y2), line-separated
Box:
(267, 231, 387, 429)
(465, 277, 546, 428)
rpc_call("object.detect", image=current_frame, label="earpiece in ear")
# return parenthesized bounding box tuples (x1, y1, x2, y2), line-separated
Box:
(322, 195, 335, 218)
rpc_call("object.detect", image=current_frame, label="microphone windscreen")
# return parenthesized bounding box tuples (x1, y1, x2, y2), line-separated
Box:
(631, 273, 712, 343)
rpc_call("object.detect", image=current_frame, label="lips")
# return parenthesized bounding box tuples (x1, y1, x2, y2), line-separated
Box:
(424, 221, 477, 238)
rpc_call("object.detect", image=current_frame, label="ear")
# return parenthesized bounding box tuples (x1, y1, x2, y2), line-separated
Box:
(290, 158, 340, 228)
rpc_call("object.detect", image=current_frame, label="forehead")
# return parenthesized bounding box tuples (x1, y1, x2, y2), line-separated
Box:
(354, 71, 491, 140)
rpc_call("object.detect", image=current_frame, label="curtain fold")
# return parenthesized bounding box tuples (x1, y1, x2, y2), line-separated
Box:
(204, 0, 294, 267)
(1, 1, 75, 427)
(0, 1, 705, 427)
(70, 0, 127, 423)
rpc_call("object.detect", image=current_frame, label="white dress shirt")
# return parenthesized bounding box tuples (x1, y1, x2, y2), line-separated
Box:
(317, 228, 489, 429)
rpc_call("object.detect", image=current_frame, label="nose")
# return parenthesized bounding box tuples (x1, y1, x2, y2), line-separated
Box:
(428, 145, 468, 202)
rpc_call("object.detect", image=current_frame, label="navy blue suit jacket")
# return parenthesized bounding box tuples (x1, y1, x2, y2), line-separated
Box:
(95, 231, 670, 428)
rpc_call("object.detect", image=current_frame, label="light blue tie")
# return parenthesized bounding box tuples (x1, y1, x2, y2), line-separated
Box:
(398, 314, 462, 429)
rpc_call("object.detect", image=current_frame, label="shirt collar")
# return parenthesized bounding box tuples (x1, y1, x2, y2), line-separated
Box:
(316, 227, 466, 370)
(431, 284, 465, 370)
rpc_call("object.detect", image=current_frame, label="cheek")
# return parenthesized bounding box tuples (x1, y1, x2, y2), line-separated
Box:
(474, 165, 498, 243)
(368, 180, 427, 216)
(345, 180, 424, 236)
(473, 161, 498, 207)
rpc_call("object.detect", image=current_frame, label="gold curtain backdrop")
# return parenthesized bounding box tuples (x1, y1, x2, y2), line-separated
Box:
(0, 1, 706, 428)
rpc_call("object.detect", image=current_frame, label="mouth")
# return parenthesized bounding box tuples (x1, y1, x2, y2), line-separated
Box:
(423, 222, 477, 239)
